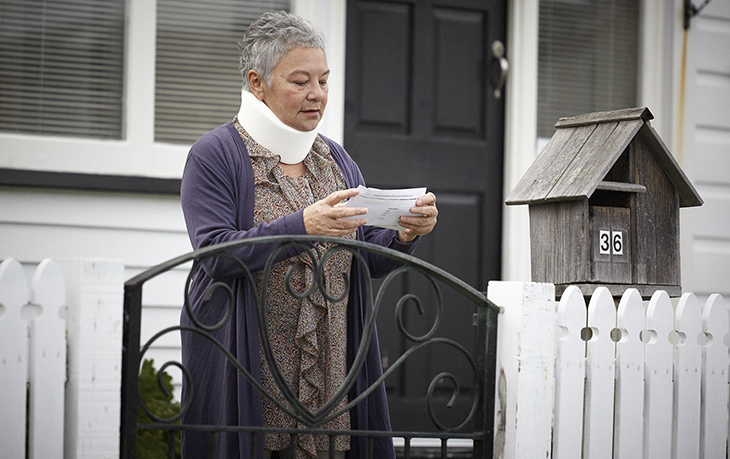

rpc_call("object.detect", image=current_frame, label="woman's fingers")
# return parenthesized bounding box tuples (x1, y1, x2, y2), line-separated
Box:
(306, 189, 438, 239)
(398, 192, 438, 241)
(326, 187, 360, 204)
(303, 189, 367, 236)
(415, 192, 436, 208)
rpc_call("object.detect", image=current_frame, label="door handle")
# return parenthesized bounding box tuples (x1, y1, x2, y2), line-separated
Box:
(491, 40, 509, 100)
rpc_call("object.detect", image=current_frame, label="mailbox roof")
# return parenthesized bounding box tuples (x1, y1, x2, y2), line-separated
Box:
(506, 107, 703, 207)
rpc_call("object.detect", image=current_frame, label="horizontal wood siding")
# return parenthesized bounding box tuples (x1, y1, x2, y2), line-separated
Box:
(685, 0, 730, 300)
(0, 187, 191, 393)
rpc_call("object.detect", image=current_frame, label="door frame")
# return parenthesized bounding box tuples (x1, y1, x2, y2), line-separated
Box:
(293, 1, 683, 285)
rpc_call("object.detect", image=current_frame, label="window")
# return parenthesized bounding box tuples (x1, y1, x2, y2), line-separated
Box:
(155, 0, 289, 144)
(537, 0, 640, 138)
(0, 0, 125, 139)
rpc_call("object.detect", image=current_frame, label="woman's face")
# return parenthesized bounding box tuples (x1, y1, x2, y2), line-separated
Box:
(250, 46, 329, 132)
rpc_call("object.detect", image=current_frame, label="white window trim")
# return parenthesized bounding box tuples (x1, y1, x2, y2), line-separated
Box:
(294, 0, 347, 146)
(0, 0, 346, 180)
(501, 0, 540, 282)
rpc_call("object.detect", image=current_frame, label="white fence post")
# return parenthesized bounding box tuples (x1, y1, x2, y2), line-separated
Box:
(0, 258, 30, 459)
(673, 292, 703, 457)
(700, 294, 728, 458)
(59, 259, 124, 459)
(28, 259, 67, 459)
(487, 281, 555, 459)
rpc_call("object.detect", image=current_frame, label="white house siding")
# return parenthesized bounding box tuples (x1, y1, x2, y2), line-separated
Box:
(0, 187, 191, 391)
(681, 0, 730, 300)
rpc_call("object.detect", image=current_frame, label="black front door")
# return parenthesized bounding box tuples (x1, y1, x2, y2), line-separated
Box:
(344, 0, 507, 432)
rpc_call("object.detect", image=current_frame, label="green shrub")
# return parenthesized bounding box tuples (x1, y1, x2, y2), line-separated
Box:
(137, 359, 182, 459)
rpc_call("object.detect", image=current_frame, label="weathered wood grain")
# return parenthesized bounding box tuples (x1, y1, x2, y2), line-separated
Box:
(546, 119, 643, 202)
(590, 206, 631, 283)
(529, 200, 589, 285)
(506, 125, 585, 204)
(638, 123, 703, 207)
(555, 106, 653, 128)
(596, 180, 646, 193)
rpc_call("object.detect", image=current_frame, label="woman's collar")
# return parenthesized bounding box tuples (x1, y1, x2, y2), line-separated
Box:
(236, 90, 319, 164)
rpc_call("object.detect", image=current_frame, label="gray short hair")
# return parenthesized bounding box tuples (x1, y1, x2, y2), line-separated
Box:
(238, 11, 326, 91)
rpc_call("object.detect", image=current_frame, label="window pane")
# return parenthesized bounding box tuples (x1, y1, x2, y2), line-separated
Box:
(0, 0, 125, 139)
(537, 0, 640, 138)
(155, 0, 289, 144)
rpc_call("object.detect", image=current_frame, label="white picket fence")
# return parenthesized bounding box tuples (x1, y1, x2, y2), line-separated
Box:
(2, 262, 727, 459)
(488, 281, 730, 459)
(0, 258, 123, 459)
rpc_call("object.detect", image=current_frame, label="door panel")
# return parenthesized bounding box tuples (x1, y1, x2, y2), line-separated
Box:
(345, 0, 506, 432)
(352, 2, 412, 133)
(433, 8, 486, 138)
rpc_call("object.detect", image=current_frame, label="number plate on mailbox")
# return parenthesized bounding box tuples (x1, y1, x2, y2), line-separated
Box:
(591, 206, 630, 283)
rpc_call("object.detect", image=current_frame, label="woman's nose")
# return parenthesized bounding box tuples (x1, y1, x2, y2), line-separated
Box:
(308, 83, 325, 100)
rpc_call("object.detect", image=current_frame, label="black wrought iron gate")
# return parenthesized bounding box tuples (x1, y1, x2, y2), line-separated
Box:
(120, 235, 499, 458)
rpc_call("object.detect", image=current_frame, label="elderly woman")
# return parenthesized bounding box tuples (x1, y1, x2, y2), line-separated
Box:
(180, 10, 437, 459)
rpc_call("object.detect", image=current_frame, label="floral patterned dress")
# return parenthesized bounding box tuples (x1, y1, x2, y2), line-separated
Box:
(234, 119, 352, 458)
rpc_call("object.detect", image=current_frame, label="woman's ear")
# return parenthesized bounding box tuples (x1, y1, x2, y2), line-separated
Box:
(248, 70, 266, 101)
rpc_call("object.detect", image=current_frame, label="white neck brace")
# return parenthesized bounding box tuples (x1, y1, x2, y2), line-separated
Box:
(236, 90, 319, 164)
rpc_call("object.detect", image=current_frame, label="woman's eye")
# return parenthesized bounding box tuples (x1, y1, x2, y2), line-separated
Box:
(294, 81, 307, 86)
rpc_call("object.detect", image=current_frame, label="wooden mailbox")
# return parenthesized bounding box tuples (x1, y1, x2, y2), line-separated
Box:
(506, 107, 703, 298)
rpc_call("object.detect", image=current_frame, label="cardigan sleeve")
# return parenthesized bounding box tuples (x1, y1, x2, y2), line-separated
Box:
(180, 125, 310, 280)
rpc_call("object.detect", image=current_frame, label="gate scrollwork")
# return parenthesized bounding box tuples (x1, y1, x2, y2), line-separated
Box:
(122, 235, 499, 458)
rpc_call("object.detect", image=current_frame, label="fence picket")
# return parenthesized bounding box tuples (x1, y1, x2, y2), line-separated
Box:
(553, 285, 587, 459)
(583, 287, 616, 459)
(613, 288, 645, 458)
(2, 252, 728, 459)
(673, 292, 703, 457)
(507, 286, 730, 458)
(700, 294, 728, 458)
(28, 259, 67, 459)
(643, 290, 674, 459)
(0, 258, 30, 459)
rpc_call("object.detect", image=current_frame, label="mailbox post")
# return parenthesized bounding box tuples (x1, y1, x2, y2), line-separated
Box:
(506, 107, 703, 298)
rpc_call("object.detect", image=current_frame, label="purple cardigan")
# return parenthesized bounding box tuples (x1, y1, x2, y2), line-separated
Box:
(179, 122, 417, 458)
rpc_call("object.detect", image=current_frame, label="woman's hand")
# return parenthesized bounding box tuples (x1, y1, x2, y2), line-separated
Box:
(397, 192, 438, 243)
(303, 188, 367, 236)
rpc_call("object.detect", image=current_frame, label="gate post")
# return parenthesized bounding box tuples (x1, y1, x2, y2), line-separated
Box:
(59, 259, 125, 459)
(120, 282, 143, 459)
(473, 300, 499, 458)
(487, 281, 555, 459)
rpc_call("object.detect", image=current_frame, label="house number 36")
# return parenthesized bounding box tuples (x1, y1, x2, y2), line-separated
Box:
(599, 230, 624, 255)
